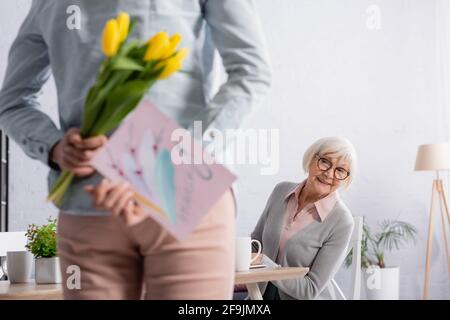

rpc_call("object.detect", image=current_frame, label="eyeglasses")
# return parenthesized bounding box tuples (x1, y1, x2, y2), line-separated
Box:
(315, 155, 350, 180)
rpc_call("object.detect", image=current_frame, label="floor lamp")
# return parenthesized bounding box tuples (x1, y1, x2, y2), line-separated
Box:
(415, 143, 450, 300)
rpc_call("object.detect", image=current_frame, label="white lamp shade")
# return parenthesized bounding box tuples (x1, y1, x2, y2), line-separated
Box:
(415, 143, 450, 171)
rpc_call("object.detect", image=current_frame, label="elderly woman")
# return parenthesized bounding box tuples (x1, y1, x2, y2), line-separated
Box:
(251, 136, 357, 300)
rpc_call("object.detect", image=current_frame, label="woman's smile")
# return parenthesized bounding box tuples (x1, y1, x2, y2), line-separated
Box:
(316, 176, 332, 186)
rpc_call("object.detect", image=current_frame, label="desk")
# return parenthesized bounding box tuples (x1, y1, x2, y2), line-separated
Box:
(0, 281, 63, 300)
(235, 266, 309, 300)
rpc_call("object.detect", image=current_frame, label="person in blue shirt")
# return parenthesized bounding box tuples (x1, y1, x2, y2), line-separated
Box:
(0, 0, 271, 299)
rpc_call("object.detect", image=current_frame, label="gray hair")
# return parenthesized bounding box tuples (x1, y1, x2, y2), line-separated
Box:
(302, 136, 358, 188)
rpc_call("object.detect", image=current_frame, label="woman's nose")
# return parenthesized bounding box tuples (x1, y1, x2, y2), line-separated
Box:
(323, 169, 333, 179)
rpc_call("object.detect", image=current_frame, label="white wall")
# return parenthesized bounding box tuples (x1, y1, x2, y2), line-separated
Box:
(0, 0, 448, 299)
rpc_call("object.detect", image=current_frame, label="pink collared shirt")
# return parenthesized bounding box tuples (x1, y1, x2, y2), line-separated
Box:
(276, 181, 340, 263)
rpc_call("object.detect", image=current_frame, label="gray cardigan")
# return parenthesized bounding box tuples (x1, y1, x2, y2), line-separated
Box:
(251, 181, 354, 300)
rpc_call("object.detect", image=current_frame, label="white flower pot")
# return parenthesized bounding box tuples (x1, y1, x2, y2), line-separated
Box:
(363, 266, 399, 300)
(35, 257, 62, 284)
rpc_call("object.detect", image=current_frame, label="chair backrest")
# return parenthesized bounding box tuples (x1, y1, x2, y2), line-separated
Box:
(328, 216, 363, 300)
(0, 232, 27, 256)
(347, 216, 363, 300)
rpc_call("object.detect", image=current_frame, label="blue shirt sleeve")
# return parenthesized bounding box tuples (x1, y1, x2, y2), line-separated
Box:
(0, 1, 64, 167)
(192, 0, 272, 147)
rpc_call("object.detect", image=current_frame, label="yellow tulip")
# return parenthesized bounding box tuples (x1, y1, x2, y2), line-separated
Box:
(174, 47, 188, 62)
(161, 33, 182, 59)
(157, 59, 181, 80)
(117, 12, 130, 43)
(102, 19, 120, 57)
(144, 32, 170, 61)
(157, 48, 188, 79)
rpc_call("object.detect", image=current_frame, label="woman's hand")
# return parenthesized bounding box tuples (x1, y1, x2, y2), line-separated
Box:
(84, 179, 148, 226)
(50, 128, 107, 177)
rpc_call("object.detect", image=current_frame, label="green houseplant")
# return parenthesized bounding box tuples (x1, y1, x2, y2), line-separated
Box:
(25, 218, 61, 284)
(346, 219, 417, 299)
(25, 218, 57, 258)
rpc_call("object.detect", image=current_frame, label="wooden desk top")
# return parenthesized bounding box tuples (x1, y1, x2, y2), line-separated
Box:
(235, 266, 309, 285)
(0, 281, 63, 300)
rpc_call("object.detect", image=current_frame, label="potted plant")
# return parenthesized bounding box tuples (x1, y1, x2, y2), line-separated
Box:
(25, 218, 62, 284)
(346, 219, 417, 300)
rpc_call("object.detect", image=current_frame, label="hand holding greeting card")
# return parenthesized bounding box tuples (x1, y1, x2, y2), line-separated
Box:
(91, 100, 237, 240)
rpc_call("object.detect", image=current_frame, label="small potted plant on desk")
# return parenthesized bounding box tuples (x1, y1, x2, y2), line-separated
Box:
(25, 218, 62, 284)
(346, 219, 417, 300)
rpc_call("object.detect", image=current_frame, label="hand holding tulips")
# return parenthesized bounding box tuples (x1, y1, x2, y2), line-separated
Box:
(50, 128, 107, 177)
(48, 11, 188, 205)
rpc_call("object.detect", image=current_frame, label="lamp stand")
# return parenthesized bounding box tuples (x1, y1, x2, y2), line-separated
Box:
(423, 174, 450, 300)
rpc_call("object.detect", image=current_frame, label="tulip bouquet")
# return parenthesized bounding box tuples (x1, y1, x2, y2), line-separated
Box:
(48, 11, 188, 205)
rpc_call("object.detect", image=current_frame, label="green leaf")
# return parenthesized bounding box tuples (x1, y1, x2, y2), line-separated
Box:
(110, 56, 144, 72)
(89, 79, 154, 135)
(94, 96, 142, 135)
(131, 43, 149, 61)
(25, 218, 58, 259)
(81, 70, 133, 135)
(118, 38, 140, 57)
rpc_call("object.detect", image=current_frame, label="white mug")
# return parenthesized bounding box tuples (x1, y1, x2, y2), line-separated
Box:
(4, 251, 33, 283)
(235, 237, 262, 272)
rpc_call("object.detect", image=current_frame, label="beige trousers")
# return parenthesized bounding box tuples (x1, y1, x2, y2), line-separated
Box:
(57, 190, 235, 300)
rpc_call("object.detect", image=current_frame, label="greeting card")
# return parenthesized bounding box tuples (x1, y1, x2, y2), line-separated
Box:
(91, 100, 236, 240)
